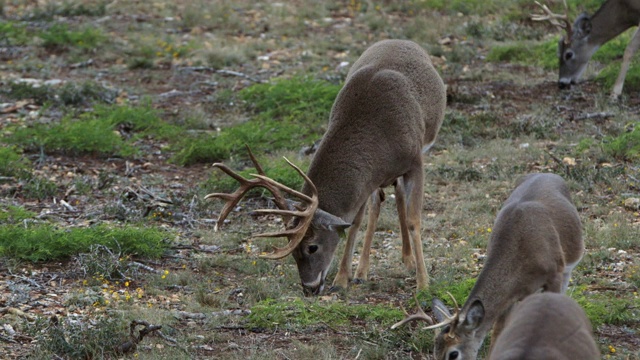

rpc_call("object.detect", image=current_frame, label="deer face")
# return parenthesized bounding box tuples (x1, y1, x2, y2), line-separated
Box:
(432, 299, 485, 360)
(558, 14, 593, 89)
(290, 210, 351, 296)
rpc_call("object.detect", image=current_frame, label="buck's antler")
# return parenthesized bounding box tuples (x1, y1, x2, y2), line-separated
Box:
(205, 148, 318, 259)
(531, 0, 572, 43)
(391, 292, 460, 332)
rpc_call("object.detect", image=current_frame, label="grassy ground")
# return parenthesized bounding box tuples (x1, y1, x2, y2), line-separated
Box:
(0, 0, 639, 359)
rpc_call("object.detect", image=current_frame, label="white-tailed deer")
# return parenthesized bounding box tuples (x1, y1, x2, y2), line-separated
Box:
(205, 39, 446, 296)
(490, 292, 600, 360)
(532, 0, 640, 98)
(392, 173, 585, 359)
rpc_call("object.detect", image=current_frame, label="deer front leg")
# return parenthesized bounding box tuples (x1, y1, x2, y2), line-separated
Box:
(394, 178, 415, 271)
(331, 201, 367, 291)
(404, 167, 429, 291)
(611, 26, 640, 99)
(353, 189, 384, 283)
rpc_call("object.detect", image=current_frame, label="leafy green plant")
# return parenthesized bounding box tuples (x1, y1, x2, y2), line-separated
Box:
(0, 146, 31, 178)
(0, 21, 30, 45)
(172, 77, 340, 165)
(602, 124, 640, 161)
(571, 286, 635, 328)
(0, 204, 36, 224)
(0, 224, 170, 262)
(39, 23, 105, 51)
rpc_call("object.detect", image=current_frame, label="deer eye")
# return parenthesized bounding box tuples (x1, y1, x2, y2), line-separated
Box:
(564, 50, 574, 61)
(448, 350, 459, 360)
(308, 245, 318, 254)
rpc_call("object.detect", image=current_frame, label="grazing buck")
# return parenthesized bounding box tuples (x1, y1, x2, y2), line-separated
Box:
(205, 39, 446, 295)
(490, 292, 600, 360)
(532, 0, 640, 98)
(392, 173, 584, 360)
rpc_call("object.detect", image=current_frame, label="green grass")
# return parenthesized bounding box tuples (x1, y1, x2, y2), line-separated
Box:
(486, 39, 557, 69)
(39, 23, 106, 51)
(0, 224, 170, 262)
(172, 77, 340, 165)
(0, 21, 31, 45)
(572, 286, 637, 328)
(0, 204, 36, 224)
(247, 297, 403, 329)
(602, 124, 640, 161)
(0, 146, 31, 178)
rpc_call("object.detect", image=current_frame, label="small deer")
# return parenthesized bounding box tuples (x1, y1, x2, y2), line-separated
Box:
(532, 0, 640, 98)
(205, 39, 446, 295)
(490, 292, 600, 360)
(392, 173, 584, 360)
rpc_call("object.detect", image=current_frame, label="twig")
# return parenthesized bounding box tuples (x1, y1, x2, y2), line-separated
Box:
(573, 112, 614, 121)
(59, 199, 77, 212)
(176, 66, 263, 83)
(129, 261, 161, 274)
(0, 307, 36, 321)
(115, 320, 163, 354)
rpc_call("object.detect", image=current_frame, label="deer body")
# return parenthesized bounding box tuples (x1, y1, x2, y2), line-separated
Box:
(393, 173, 584, 360)
(490, 293, 600, 360)
(541, 0, 640, 97)
(206, 39, 446, 296)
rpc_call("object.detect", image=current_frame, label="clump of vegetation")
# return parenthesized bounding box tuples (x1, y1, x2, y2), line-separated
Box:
(602, 124, 640, 161)
(172, 77, 340, 165)
(0, 21, 31, 45)
(39, 23, 106, 51)
(247, 297, 403, 329)
(0, 204, 36, 224)
(572, 286, 636, 328)
(486, 39, 557, 69)
(4, 81, 117, 106)
(27, 315, 126, 360)
(0, 146, 31, 178)
(0, 224, 169, 262)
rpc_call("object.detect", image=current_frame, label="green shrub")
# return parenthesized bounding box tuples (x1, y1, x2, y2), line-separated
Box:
(603, 124, 640, 161)
(172, 77, 340, 165)
(0, 21, 30, 45)
(0, 146, 31, 178)
(39, 23, 105, 51)
(0, 224, 170, 262)
(0, 204, 36, 224)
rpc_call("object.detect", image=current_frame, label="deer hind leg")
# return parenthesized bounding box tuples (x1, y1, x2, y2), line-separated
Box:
(331, 201, 368, 291)
(403, 166, 429, 291)
(394, 178, 415, 271)
(353, 188, 384, 283)
(612, 25, 640, 99)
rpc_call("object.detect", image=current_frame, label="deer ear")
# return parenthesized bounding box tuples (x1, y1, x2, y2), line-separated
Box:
(573, 13, 592, 38)
(462, 300, 485, 331)
(431, 298, 452, 323)
(312, 209, 351, 235)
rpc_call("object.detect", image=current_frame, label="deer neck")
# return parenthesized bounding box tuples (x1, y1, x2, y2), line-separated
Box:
(302, 158, 378, 223)
(588, 0, 638, 47)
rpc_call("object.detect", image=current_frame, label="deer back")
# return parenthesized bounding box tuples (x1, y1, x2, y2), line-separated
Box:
(490, 293, 600, 360)
(304, 39, 445, 220)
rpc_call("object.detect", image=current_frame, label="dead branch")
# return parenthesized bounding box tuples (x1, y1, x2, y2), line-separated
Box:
(128, 261, 162, 274)
(176, 66, 263, 83)
(115, 320, 163, 354)
(573, 112, 614, 121)
(0, 307, 36, 321)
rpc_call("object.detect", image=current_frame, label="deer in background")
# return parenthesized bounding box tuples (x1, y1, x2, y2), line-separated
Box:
(490, 292, 600, 360)
(532, 0, 640, 99)
(392, 173, 585, 360)
(205, 39, 446, 296)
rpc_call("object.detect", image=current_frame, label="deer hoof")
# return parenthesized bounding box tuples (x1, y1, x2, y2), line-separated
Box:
(328, 285, 345, 293)
(352, 278, 366, 284)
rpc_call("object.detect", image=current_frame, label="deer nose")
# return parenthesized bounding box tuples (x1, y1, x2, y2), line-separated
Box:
(302, 283, 324, 296)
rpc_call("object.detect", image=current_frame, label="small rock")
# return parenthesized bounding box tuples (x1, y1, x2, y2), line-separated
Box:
(624, 197, 640, 210)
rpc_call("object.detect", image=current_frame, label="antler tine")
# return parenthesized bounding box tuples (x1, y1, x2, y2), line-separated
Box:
(531, 1, 572, 41)
(446, 291, 460, 319)
(254, 157, 319, 260)
(204, 162, 274, 232)
(245, 145, 290, 215)
(391, 294, 434, 329)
